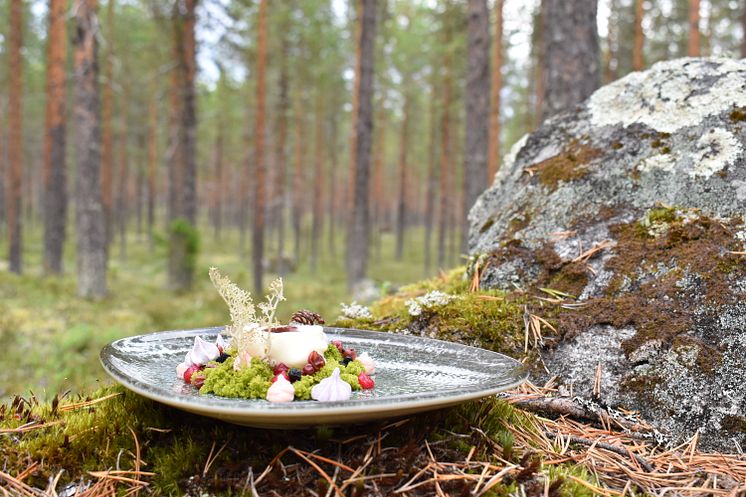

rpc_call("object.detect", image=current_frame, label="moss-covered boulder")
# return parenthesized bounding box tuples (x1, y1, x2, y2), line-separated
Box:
(468, 57, 746, 451)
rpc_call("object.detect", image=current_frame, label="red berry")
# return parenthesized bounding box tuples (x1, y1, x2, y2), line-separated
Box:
(358, 372, 375, 390)
(302, 364, 315, 376)
(273, 363, 289, 375)
(332, 340, 344, 353)
(271, 372, 290, 383)
(192, 374, 205, 389)
(343, 348, 357, 360)
(308, 351, 325, 371)
(183, 364, 201, 384)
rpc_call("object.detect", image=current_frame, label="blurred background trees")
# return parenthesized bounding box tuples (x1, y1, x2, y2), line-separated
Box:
(0, 0, 744, 297)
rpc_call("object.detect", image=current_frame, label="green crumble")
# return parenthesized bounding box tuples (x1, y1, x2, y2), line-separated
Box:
(199, 343, 365, 400)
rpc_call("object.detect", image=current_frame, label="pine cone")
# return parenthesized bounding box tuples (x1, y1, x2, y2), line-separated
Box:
(289, 309, 325, 325)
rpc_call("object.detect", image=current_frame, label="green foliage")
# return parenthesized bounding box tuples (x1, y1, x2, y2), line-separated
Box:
(169, 218, 201, 276)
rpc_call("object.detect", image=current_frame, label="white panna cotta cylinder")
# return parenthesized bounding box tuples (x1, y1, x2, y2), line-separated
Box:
(267, 325, 328, 368)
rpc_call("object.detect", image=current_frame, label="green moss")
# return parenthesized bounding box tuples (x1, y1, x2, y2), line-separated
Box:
(527, 141, 602, 191)
(169, 218, 200, 275)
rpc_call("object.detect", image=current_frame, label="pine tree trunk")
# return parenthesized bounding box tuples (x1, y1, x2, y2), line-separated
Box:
(212, 121, 224, 241)
(488, 0, 503, 180)
(541, 0, 600, 121)
(463, 0, 491, 253)
(394, 98, 409, 261)
(688, 0, 701, 56)
(633, 0, 644, 71)
(43, 0, 67, 275)
(7, 0, 23, 274)
(437, 62, 451, 269)
(533, 1, 544, 128)
(135, 136, 144, 236)
(371, 105, 385, 262)
(74, 0, 107, 298)
(346, 0, 376, 289)
(310, 93, 324, 273)
(0, 99, 5, 238)
(252, 0, 268, 293)
(292, 103, 304, 265)
(101, 0, 115, 247)
(168, 0, 198, 292)
(147, 93, 157, 251)
(327, 116, 338, 257)
(424, 78, 437, 275)
(117, 128, 128, 261)
(275, 40, 289, 272)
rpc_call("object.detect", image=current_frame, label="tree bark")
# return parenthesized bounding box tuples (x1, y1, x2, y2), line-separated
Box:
(212, 119, 224, 241)
(437, 59, 451, 269)
(43, 0, 68, 275)
(116, 120, 129, 261)
(488, 0, 503, 180)
(292, 101, 304, 265)
(688, 0, 701, 56)
(394, 97, 409, 261)
(74, 0, 108, 298)
(310, 92, 324, 273)
(541, 0, 600, 121)
(101, 0, 114, 247)
(463, 0, 491, 253)
(424, 77, 437, 275)
(346, 0, 376, 289)
(252, 0, 268, 293)
(147, 93, 157, 251)
(7, 0, 23, 274)
(275, 40, 289, 273)
(168, 0, 198, 292)
(632, 0, 644, 71)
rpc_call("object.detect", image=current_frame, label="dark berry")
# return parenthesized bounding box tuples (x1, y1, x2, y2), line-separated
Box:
(332, 340, 344, 354)
(341, 357, 352, 367)
(302, 364, 316, 376)
(271, 372, 290, 383)
(183, 364, 201, 383)
(308, 351, 325, 371)
(215, 353, 230, 363)
(358, 372, 375, 390)
(288, 368, 302, 383)
(273, 362, 290, 375)
(343, 348, 357, 360)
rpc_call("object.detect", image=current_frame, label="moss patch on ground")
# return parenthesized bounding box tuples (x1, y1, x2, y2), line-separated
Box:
(0, 386, 596, 496)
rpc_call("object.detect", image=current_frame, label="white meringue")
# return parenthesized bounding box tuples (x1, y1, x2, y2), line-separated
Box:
(215, 333, 230, 351)
(189, 336, 220, 366)
(311, 368, 352, 402)
(267, 325, 328, 368)
(266, 374, 295, 402)
(357, 352, 376, 375)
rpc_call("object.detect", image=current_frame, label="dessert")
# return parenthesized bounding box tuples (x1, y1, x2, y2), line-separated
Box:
(175, 268, 377, 402)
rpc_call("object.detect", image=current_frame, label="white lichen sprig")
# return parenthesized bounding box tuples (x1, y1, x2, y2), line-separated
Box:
(404, 290, 454, 317)
(340, 301, 373, 320)
(209, 267, 256, 328)
(257, 277, 285, 327)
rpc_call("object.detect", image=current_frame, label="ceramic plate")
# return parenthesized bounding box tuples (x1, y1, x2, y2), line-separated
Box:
(100, 327, 527, 428)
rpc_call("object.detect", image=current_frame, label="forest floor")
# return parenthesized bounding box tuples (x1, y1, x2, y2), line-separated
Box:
(2, 225, 745, 496)
(0, 223, 444, 402)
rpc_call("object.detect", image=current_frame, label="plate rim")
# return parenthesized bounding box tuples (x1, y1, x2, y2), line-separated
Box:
(100, 326, 528, 418)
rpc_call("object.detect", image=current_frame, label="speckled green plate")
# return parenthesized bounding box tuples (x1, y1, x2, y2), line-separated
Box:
(100, 327, 527, 428)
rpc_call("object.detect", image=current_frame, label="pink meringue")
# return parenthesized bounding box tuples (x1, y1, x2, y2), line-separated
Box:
(357, 352, 376, 375)
(266, 374, 295, 402)
(189, 336, 220, 366)
(311, 368, 352, 402)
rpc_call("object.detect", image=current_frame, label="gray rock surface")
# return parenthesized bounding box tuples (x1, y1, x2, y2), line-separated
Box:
(468, 58, 746, 451)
